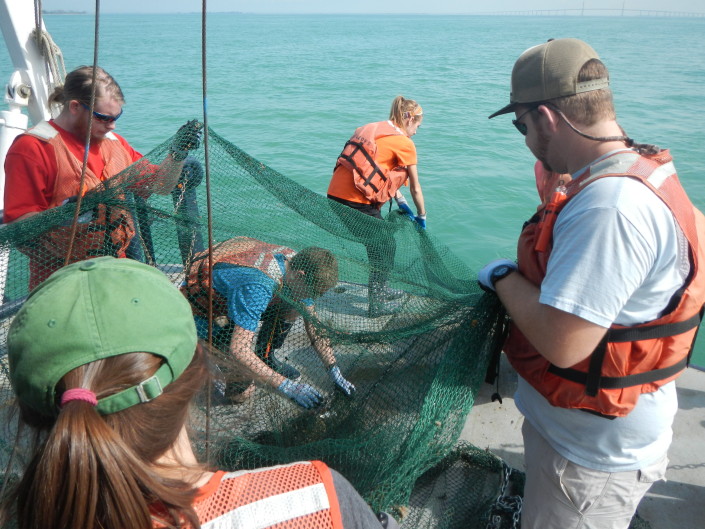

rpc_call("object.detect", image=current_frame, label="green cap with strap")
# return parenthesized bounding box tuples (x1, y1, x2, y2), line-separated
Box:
(8, 257, 197, 417)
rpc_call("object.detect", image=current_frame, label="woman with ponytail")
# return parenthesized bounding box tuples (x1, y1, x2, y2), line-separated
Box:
(327, 95, 427, 317)
(2, 257, 396, 529)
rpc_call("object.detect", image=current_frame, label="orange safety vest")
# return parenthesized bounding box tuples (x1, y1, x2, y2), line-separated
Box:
(505, 149, 705, 418)
(183, 236, 296, 319)
(153, 461, 344, 529)
(335, 121, 409, 204)
(21, 122, 136, 284)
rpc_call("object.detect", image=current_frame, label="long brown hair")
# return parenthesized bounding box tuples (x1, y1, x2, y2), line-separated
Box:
(6, 344, 209, 529)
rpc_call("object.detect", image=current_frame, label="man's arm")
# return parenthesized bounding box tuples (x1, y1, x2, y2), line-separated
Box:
(229, 317, 325, 409)
(229, 324, 286, 389)
(494, 271, 609, 368)
(303, 305, 356, 397)
(303, 305, 336, 368)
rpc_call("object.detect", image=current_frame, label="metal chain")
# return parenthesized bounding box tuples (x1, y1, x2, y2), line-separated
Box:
(486, 462, 523, 529)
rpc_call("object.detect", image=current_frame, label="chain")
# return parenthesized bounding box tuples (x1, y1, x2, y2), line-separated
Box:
(485, 462, 523, 529)
(172, 182, 188, 214)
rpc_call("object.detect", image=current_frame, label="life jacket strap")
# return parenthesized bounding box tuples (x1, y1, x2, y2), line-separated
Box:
(548, 356, 688, 391)
(339, 140, 388, 193)
(548, 307, 702, 395)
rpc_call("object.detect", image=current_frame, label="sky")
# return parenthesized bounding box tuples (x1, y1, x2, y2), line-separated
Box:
(39, 1, 705, 15)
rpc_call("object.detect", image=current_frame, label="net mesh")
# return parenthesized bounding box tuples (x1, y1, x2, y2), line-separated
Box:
(0, 123, 650, 529)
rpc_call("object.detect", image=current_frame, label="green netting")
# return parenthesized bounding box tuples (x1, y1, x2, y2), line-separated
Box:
(0, 124, 650, 529)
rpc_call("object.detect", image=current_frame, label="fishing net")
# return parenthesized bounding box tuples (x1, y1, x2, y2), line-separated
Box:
(0, 123, 649, 529)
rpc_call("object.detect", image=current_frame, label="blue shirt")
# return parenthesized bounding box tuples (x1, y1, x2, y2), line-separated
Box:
(194, 254, 312, 338)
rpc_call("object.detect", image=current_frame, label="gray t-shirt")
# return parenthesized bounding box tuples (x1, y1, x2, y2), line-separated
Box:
(517, 151, 686, 471)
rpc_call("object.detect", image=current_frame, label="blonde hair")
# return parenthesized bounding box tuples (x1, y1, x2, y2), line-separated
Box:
(388, 95, 423, 129)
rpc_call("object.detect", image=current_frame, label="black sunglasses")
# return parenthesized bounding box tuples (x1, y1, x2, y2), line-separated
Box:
(80, 102, 123, 123)
(512, 107, 538, 136)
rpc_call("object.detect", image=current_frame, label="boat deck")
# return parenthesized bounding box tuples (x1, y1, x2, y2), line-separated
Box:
(461, 355, 705, 529)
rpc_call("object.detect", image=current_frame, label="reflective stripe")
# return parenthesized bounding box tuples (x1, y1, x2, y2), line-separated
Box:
(203, 483, 330, 529)
(648, 161, 676, 189)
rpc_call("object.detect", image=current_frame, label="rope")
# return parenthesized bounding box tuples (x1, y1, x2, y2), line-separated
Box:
(63, 0, 102, 266)
(201, 0, 214, 462)
(32, 0, 67, 109)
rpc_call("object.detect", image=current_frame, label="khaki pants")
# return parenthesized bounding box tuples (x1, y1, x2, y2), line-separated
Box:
(521, 419, 668, 529)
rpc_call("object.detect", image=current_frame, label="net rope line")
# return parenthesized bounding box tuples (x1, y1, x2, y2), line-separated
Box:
(201, 0, 215, 462)
(63, 0, 102, 265)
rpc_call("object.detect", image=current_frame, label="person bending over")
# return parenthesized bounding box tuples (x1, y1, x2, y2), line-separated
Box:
(182, 236, 355, 408)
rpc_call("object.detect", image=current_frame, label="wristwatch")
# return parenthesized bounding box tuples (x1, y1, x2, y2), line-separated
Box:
(490, 265, 515, 289)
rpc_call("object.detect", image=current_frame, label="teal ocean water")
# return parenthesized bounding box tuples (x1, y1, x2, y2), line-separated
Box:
(2, 13, 705, 361)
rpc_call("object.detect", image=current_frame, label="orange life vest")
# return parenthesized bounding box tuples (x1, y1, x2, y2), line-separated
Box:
(21, 121, 136, 288)
(505, 149, 705, 418)
(153, 461, 344, 529)
(183, 236, 296, 319)
(335, 121, 409, 204)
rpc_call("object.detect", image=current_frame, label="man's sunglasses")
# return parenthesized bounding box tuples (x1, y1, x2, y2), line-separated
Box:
(512, 107, 538, 136)
(80, 102, 123, 123)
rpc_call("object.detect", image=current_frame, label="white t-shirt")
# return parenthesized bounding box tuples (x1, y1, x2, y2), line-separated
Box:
(516, 152, 688, 471)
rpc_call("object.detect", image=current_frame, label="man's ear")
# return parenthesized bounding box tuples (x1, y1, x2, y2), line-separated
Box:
(537, 104, 561, 133)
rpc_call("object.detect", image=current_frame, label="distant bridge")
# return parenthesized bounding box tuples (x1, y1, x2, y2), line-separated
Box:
(478, 9, 705, 17)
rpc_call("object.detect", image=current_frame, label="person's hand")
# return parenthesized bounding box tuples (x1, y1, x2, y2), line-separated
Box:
(414, 214, 426, 230)
(170, 120, 204, 162)
(278, 379, 323, 409)
(328, 365, 356, 398)
(477, 259, 517, 292)
(394, 196, 415, 221)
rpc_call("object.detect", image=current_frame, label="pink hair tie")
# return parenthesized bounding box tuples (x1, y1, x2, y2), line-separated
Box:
(61, 388, 98, 407)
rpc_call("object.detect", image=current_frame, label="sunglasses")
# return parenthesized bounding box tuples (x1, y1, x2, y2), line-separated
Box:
(80, 102, 123, 123)
(512, 107, 538, 136)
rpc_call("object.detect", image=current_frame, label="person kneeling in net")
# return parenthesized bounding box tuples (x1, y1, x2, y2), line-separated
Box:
(182, 236, 355, 408)
(3, 257, 396, 529)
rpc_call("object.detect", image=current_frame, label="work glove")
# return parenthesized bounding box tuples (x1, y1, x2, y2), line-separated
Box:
(477, 259, 518, 293)
(328, 365, 356, 398)
(170, 120, 204, 161)
(394, 195, 415, 221)
(278, 379, 323, 409)
(414, 214, 427, 230)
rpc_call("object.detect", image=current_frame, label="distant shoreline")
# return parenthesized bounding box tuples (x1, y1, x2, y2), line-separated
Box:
(42, 11, 87, 15)
(40, 10, 705, 17)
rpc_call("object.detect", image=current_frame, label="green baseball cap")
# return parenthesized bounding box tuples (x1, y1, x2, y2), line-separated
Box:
(8, 257, 197, 417)
(489, 38, 610, 119)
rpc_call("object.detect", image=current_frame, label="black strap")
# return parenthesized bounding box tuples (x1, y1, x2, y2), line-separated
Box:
(549, 356, 688, 390)
(339, 140, 388, 192)
(549, 308, 702, 392)
(605, 311, 702, 342)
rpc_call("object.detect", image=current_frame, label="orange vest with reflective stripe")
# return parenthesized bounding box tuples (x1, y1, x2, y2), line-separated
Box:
(333, 121, 409, 204)
(183, 236, 296, 319)
(153, 461, 344, 529)
(23, 122, 136, 274)
(505, 150, 705, 417)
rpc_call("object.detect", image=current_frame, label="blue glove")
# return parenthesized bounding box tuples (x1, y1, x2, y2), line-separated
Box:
(328, 365, 356, 398)
(414, 214, 426, 230)
(394, 196, 415, 221)
(477, 259, 518, 292)
(277, 379, 323, 409)
(170, 120, 203, 161)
